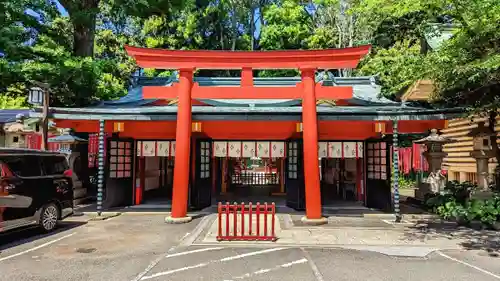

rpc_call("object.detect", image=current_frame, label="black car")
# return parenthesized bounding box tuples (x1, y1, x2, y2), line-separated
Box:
(0, 148, 74, 232)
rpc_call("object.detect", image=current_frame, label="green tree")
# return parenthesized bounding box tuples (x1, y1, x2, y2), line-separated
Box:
(357, 0, 500, 177)
(424, 0, 500, 168)
(358, 41, 425, 98)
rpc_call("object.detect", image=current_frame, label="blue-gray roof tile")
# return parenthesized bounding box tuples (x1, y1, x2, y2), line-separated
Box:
(96, 75, 397, 108)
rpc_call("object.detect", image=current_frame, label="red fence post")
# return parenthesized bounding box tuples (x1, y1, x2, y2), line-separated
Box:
(233, 202, 237, 237)
(216, 201, 277, 242)
(271, 203, 276, 239)
(248, 202, 253, 235)
(225, 202, 230, 239)
(217, 202, 222, 241)
(264, 203, 268, 238)
(241, 202, 245, 237)
(256, 202, 260, 238)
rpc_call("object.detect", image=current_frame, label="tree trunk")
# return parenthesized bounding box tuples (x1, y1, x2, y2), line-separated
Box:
(231, 8, 238, 51)
(250, 4, 255, 50)
(61, 0, 100, 57)
(257, 3, 264, 49)
(219, 19, 225, 50)
(73, 19, 96, 57)
(488, 111, 500, 191)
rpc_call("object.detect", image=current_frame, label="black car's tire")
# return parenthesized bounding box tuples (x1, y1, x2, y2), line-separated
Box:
(39, 203, 59, 232)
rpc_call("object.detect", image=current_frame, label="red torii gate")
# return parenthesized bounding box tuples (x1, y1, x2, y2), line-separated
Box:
(125, 45, 371, 223)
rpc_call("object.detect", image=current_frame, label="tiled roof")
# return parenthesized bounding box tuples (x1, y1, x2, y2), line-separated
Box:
(0, 109, 30, 124)
(33, 104, 463, 122)
(96, 75, 397, 108)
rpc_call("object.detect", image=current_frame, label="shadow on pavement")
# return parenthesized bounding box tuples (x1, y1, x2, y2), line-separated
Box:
(0, 221, 87, 251)
(402, 220, 500, 256)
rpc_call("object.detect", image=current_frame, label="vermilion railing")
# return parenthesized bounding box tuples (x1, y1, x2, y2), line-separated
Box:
(217, 202, 277, 242)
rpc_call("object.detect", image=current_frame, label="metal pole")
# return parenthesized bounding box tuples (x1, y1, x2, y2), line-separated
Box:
(41, 87, 50, 151)
(97, 120, 105, 216)
(393, 120, 402, 222)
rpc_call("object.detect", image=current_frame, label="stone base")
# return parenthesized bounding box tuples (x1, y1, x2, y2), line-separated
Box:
(301, 216, 328, 225)
(415, 183, 432, 201)
(165, 215, 193, 224)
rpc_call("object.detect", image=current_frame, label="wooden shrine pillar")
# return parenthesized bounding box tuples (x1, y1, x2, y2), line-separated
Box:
(167, 69, 193, 223)
(136, 157, 146, 205)
(301, 69, 325, 223)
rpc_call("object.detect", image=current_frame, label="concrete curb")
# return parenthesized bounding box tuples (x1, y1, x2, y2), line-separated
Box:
(81, 211, 211, 216)
(87, 212, 121, 221)
(403, 214, 441, 220)
(363, 213, 440, 220)
(82, 211, 121, 216)
(180, 215, 216, 247)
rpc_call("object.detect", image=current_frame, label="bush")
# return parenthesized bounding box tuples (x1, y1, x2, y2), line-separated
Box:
(399, 177, 416, 189)
(425, 181, 500, 229)
(465, 197, 500, 226)
(444, 180, 476, 204)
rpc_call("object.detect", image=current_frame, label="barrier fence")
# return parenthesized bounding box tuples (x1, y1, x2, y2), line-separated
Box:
(217, 202, 277, 241)
(231, 172, 279, 186)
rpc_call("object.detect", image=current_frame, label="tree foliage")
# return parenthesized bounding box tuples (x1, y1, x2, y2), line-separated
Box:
(0, 0, 498, 114)
(358, 41, 425, 97)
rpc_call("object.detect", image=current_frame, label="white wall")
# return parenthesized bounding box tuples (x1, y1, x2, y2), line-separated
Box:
(4, 133, 26, 148)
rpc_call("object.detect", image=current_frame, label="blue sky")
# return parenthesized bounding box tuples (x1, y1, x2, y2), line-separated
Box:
(55, 0, 68, 16)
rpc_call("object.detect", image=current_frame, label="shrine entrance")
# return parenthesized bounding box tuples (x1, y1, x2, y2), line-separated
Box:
(319, 141, 365, 205)
(135, 140, 176, 206)
(211, 140, 288, 206)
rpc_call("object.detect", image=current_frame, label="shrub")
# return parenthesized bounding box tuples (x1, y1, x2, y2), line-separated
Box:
(425, 181, 500, 228)
(398, 177, 416, 189)
(443, 181, 476, 204)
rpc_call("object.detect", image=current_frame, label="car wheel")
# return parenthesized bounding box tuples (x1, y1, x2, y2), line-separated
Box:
(39, 203, 59, 232)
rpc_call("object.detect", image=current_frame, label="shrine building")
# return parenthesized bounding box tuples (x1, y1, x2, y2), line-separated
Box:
(30, 45, 461, 223)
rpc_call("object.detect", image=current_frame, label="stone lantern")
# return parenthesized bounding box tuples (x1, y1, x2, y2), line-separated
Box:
(414, 129, 454, 199)
(49, 128, 90, 204)
(467, 121, 495, 191)
(48, 128, 87, 152)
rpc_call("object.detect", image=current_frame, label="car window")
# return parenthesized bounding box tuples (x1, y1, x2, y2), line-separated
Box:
(1, 156, 42, 177)
(42, 156, 69, 176)
(0, 162, 13, 196)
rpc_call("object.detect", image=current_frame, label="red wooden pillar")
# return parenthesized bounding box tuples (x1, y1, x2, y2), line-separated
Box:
(170, 69, 193, 221)
(301, 68, 323, 221)
(136, 157, 146, 205)
(356, 158, 363, 201)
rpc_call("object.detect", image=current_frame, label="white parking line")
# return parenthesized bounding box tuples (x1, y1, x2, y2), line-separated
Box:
(141, 247, 286, 280)
(224, 258, 308, 280)
(180, 232, 190, 240)
(0, 232, 76, 262)
(131, 246, 177, 281)
(165, 247, 224, 258)
(219, 248, 285, 262)
(301, 247, 324, 281)
(437, 251, 500, 280)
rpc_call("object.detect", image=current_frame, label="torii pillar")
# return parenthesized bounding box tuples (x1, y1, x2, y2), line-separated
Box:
(166, 69, 193, 224)
(301, 68, 327, 224)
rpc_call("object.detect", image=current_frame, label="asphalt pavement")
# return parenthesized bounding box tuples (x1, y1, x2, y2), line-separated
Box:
(1, 214, 500, 281)
(134, 246, 500, 281)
